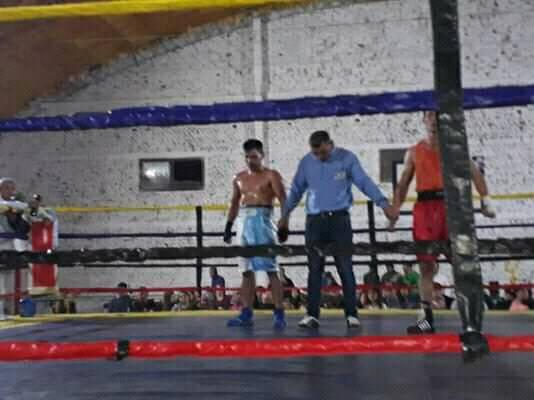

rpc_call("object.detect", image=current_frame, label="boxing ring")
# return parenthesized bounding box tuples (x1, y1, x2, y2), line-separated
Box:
(1, 0, 534, 399)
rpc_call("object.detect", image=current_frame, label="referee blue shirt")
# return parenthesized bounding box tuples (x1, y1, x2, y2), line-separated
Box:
(282, 147, 389, 217)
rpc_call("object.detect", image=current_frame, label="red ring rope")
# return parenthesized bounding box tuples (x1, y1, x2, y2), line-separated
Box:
(0, 335, 533, 361)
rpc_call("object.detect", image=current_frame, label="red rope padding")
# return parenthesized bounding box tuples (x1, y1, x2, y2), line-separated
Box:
(487, 335, 534, 352)
(1, 335, 534, 361)
(0, 341, 117, 361)
(129, 335, 461, 358)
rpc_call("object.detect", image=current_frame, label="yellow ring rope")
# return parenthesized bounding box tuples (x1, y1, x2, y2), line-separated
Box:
(53, 192, 534, 213)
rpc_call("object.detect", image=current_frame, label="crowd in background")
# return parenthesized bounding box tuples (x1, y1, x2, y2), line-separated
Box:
(103, 264, 534, 314)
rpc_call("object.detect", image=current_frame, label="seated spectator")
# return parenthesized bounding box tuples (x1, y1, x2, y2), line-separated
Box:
(174, 291, 197, 311)
(256, 286, 274, 310)
(509, 288, 530, 312)
(162, 290, 175, 311)
(484, 281, 508, 310)
(106, 282, 132, 313)
(432, 283, 447, 310)
(322, 271, 343, 309)
(381, 263, 402, 285)
(402, 263, 420, 293)
(433, 265, 454, 308)
(230, 291, 242, 310)
(214, 286, 230, 310)
(381, 284, 401, 309)
(200, 289, 217, 310)
(398, 284, 420, 309)
(363, 266, 380, 287)
(130, 287, 159, 312)
(291, 288, 304, 310)
(210, 267, 225, 295)
(361, 288, 383, 309)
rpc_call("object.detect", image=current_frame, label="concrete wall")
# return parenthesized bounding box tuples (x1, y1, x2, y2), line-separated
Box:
(1, 0, 534, 296)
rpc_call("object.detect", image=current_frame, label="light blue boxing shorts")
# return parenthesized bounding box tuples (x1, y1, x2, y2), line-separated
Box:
(236, 206, 278, 273)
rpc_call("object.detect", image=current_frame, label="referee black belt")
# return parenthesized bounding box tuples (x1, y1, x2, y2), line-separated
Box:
(309, 209, 349, 218)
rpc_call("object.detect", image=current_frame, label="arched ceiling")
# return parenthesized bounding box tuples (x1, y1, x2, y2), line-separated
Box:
(0, 1, 260, 118)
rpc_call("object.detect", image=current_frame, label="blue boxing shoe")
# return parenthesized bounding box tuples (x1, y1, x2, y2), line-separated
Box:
(227, 307, 254, 327)
(273, 308, 287, 330)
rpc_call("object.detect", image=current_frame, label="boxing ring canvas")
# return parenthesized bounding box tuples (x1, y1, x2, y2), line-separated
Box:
(0, 311, 533, 400)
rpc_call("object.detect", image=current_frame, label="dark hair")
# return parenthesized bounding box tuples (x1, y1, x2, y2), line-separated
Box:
(243, 139, 264, 154)
(117, 282, 128, 289)
(309, 131, 331, 148)
(423, 110, 440, 118)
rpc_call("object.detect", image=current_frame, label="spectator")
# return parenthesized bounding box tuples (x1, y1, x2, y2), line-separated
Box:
(200, 289, 217, 310)
(131, 287, 159, 312)
(162, 290, 175, 311)
(0, 178, 30, 248)
(361, 288, 383, 309)
(106, 282, 131, 313)
(433, 265, 454, 309)
(381, 284, 401, 309)
(363, 266, 380, 287)
(402, 263, 420, 292)
(381, 263, 403, 285)
(209, 267, 225, 292)
(230, 291, 242, 310)
(174, 291, 197, 311)
(322, 271, 343, 309)
(399, 284, 420, 309)
(509, 288, 529, 312)
(484, 281, 508, 310)
(432, 283, 447, 310)
(256, 285, 274, 310)
(289, 288, 304, 310)
(214, 286, 230, 310)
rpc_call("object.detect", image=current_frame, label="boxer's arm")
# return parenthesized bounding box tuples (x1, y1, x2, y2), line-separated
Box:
(470, 161, 489, 197)
(271, 170, 289, 243)
(392, 148, 415, 210)
(471, 161, 495, 218)
(227, 178, 241, 224)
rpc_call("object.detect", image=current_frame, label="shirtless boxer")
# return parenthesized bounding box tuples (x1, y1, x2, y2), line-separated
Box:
(223, 139, 287, 329)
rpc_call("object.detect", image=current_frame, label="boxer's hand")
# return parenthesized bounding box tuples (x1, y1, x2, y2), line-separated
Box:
(223, 221, 233, 244)
(481, 196, 496, 219)
(277, 217, 289, 244)
(383, 205, 399, 231)
(277, 226, 289, 243)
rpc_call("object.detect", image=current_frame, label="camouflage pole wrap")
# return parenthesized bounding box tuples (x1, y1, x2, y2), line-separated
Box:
(429, 0, 490, 360)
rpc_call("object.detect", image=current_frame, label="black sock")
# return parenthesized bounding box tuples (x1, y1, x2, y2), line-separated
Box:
(421, 301, 434, 325)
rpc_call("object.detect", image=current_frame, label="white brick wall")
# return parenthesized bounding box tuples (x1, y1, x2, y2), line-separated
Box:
(1, 0, 534, 297)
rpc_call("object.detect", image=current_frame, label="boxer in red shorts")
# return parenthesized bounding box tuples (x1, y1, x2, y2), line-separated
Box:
(390, 111, 496, 334)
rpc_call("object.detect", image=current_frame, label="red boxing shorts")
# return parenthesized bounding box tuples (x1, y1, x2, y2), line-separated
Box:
(413, 199, 448, 262)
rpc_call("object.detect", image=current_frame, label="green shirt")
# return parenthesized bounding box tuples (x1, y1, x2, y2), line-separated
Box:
(403, 271, 420, 287)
